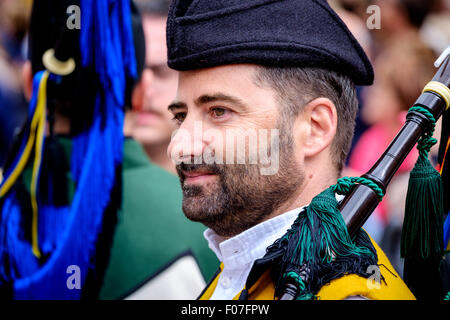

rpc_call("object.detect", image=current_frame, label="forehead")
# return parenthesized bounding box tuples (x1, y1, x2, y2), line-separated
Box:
(177, 64, 273, 104)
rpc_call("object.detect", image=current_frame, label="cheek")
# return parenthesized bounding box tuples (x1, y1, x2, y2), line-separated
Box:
(202, 127, 228, 163)
(131, 83, 144, 111)
(167, 138, 176, 160)
(290, 119, 307, 153)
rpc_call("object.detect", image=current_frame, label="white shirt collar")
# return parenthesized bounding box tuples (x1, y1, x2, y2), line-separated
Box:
(204, 207, 303, 266)
(203, 206, 304, 299)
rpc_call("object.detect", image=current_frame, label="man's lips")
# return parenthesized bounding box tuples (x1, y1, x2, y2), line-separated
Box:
(182, 170, 217, 184)
(135, 110, 161, 125)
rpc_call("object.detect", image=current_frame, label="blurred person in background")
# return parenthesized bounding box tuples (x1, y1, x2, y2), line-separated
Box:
(332, 0, 440, 154)
(1, 0, 217, 300)
(102, 0, 219, 299)
(0, 0, 30, 64)
(125, 0, 178, 174)
(0, 48, 27, 170)
(0, 0, 30, 171)
(370, 0, 438, 55)
(420, 0, 450, 55)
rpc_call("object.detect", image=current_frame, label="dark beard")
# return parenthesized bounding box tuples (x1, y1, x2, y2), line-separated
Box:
(176, 128, 304, 237)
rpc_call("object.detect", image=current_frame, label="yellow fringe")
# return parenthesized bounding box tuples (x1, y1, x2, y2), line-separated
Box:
(30, 71, 49, 258)
(0, 71, 49, 258)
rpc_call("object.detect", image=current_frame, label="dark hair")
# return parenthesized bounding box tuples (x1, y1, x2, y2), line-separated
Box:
(254, 67, 358, 174)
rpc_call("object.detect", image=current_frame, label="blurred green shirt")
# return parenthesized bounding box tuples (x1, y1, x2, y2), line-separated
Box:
(98, 138, 218, 299)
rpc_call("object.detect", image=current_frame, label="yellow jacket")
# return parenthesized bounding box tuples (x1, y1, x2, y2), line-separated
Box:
(199, 237, 415, 300)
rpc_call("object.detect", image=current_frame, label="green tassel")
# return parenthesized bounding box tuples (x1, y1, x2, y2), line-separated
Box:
(401, 106, 444, 259)
(401, 154, 444, 259)
(268, 179, 379, 299)
(400, 106, 444, 300)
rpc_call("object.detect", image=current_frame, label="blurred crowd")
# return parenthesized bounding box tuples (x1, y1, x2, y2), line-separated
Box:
(0, 0, 449, 281)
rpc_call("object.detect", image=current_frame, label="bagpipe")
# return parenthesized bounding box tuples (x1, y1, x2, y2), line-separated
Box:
(278, 46, 450, 300)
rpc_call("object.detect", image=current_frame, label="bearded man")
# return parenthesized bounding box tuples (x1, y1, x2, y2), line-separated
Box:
(166, 0, 415, 300)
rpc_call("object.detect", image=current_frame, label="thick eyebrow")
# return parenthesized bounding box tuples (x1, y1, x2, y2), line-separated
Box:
(194, 93, 247, 110)
(168, 93, 248, 113)
(168, 101, 187, 112)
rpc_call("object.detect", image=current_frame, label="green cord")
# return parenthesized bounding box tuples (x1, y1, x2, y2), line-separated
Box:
(284, 271, 306, 291)
(408, 106, 436, 131)
(330, 106, 438, 203)
(408, 106, 438, 158)
(284, 271, 316, 300)
(400, 104, 443, 260)
(332, 176, 384, 201)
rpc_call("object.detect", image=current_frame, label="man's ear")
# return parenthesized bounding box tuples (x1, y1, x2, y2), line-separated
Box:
(22, 61, 33, 101)
(294, 97, 337, 159)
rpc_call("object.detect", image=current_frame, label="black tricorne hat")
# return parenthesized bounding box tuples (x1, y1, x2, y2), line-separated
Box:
(167, 0, 374, 85)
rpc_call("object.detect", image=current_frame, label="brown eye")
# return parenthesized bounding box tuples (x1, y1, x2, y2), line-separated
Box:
(211, 107, 226, 117)
(172, 112, 186, 124)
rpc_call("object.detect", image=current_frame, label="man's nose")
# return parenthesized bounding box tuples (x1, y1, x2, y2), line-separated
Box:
(168, 118, 208, 164)
(142, 68, 156, 101)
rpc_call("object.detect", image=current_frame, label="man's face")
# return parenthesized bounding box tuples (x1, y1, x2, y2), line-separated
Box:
(131, 15, 178, 146)
(167, 64, 304, 237)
